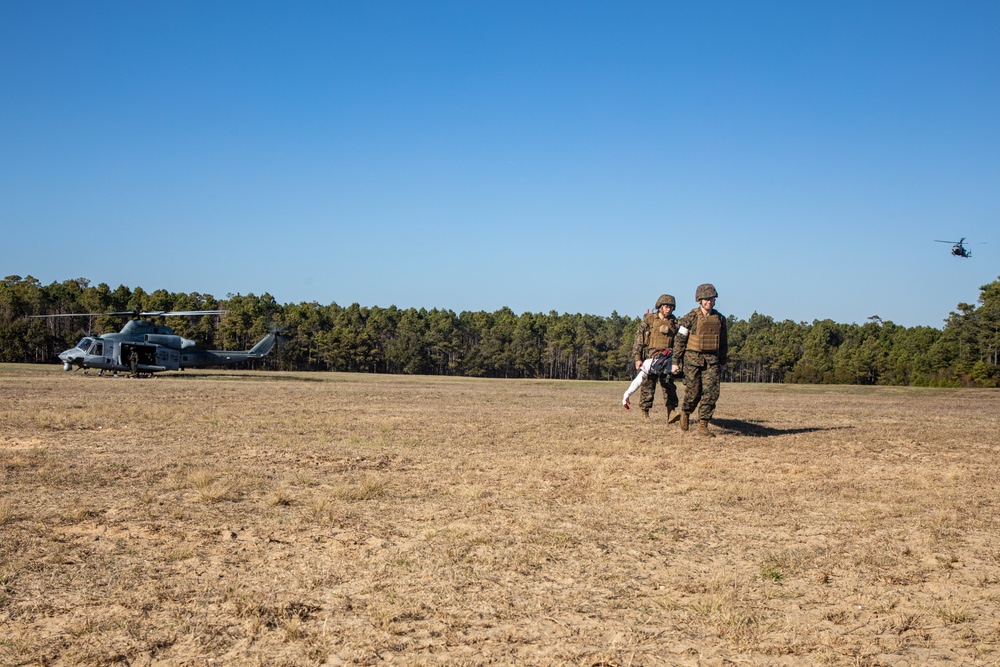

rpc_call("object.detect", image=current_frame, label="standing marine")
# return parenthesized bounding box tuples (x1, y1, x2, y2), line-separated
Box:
(129, 347, 140, 378)
(671, 284, 728, 437)
(630, 294, 680, 420)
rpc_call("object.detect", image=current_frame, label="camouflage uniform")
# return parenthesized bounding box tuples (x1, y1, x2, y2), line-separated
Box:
(673, 304, 728, 421)
(632, 309, 679, 414)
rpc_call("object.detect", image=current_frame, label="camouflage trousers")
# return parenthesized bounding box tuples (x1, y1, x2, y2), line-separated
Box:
(639, 371, 678, 412)
(680, 352, 722, 420)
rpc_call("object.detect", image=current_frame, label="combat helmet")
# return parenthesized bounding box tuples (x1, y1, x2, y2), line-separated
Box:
(695, 283, 718, 301)
(655, 294, 676, 308)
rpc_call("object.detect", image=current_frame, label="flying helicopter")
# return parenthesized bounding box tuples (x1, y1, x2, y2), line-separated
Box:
(34, 310, 276, 376)
(935, 238, 984, 258)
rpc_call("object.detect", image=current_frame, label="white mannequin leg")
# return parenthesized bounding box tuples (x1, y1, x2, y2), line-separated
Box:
(623, 358, 654, 407)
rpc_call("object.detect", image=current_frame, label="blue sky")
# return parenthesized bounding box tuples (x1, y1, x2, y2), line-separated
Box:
(2, 1, 998, 328)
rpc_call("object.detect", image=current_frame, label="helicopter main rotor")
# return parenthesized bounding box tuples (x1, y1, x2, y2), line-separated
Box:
(31, 309, 226, 319)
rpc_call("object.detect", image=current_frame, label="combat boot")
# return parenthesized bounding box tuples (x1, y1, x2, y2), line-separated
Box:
(697, 419, 715, 438)
(667, 410, 680, 424)
(679, 412, 690, 431)
(641, 409, 650, 420)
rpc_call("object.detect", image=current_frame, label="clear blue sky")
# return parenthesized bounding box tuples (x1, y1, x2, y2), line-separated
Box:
(2, 1, 998, 328)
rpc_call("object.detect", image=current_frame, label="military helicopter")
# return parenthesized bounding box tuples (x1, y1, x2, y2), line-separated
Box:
(935, 238, 984, 258)
(34, 310, 276, 376)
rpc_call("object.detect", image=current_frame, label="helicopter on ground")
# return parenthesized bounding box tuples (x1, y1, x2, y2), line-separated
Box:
(935, 238, 984, 258)
(34, 310, 276, 376)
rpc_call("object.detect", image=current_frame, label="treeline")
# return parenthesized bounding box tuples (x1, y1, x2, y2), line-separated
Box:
(3, 275, 999, 386)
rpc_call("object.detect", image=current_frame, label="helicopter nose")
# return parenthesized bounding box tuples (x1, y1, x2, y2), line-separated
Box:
(59, 350, 82, 365)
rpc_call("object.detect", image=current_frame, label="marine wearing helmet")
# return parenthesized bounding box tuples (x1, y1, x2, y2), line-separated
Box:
(629, 293, 680, 419)
(672, 282, 727, 437)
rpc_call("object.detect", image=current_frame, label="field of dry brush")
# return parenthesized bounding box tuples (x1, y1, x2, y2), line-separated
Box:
(2, 363, 999, 666)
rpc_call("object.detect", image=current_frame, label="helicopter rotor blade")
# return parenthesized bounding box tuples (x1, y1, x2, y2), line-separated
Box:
(106, 310, 227, 317)
(158, 310, 227, 317)
(29, 313, 104, 318)
(32, 309, 227, 319)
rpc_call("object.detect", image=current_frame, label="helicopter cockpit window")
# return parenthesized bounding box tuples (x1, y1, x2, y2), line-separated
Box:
(77, 338, 94, 352)
(91, 342, 103, 356)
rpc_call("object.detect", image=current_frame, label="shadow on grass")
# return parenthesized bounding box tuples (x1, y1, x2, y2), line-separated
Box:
(712, 418, 854, 438)
(163, 372, 324, 382)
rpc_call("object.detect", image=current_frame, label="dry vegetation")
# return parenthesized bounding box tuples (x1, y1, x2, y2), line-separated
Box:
(2, 363, 999, 666)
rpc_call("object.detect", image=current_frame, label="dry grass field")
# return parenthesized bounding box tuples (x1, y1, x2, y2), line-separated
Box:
(2, 363, 999, 666)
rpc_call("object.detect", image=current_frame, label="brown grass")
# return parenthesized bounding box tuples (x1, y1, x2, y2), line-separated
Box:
(2, 363, 1000, 665)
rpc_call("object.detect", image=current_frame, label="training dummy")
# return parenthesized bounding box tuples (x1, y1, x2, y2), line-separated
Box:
(622, 350, 673, 410)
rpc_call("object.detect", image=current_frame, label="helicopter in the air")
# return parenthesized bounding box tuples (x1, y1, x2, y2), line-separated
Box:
(935, 238, 984, 258)
(35, 310, 276, 376)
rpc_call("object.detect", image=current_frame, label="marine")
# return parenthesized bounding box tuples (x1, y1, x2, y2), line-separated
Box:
(672, 284, 728, 437)
(630, 294, 680, 420)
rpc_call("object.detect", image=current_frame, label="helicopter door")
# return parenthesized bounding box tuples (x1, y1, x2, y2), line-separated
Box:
(89, 341, 106, 364)
(156, 346, 181, 371)
(122, 343, 155, 367)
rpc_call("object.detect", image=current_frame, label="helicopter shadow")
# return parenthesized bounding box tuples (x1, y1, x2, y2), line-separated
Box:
(711, 418, 853, 438)
(167, 372, 323, 382)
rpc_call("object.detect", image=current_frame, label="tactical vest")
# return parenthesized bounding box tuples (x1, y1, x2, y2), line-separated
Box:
(686, 311, 721, 353)
(645, 314, 676, 352)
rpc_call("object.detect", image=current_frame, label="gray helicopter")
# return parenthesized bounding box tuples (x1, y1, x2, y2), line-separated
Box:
(37, 310, 276, 376)
(935, 237, 985, 258)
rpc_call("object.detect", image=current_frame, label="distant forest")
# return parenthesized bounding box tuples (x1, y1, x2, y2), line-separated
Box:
(2, 275, 999, 387)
